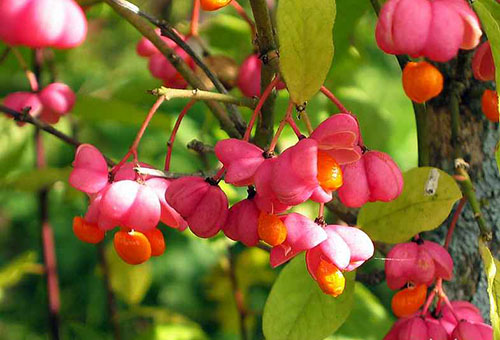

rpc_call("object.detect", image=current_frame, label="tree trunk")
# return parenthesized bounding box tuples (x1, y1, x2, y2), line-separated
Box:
(424, 50, 499, 319)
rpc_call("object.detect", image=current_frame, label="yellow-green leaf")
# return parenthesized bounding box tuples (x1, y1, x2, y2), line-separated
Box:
(263, 254, 355, 340)
(479, 239, 500, 340)
(72, 96, 172, 128)
(329, 283, 395, 340)
(277, 0, 336, 104)
(358, 167, 462, 243)
(0, 251, 42, 289)
(105, 243, 152, 305)
(0, 167, 71, 192)
(152, 323, 208, 340)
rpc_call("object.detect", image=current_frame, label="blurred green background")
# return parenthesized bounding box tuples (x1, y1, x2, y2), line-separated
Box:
(0, 0, 416, 339)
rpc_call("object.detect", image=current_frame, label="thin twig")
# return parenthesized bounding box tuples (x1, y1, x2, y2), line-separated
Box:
(133, 166, 213, 179)
(0, 105, 117, 164)
(454, 160, 492, 241)
(106, 0, 246, 134)
(187, 139, 214, 154)
(152, 87, 257, 109)
(0, 105, 204, 181)
(103, 0, 243, 138)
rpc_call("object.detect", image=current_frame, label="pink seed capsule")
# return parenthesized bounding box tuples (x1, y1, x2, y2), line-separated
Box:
(165, 176, 228, 238)
(3, 92, 43, 126)
(0, 0, 87, 49)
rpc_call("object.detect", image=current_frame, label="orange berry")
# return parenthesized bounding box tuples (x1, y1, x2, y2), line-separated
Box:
(315, 259, 345, 297)
(144, 228, 166, 257)
(113, 229, 152, 265)
(402, 61, 443, 103)
(481, 89, 499, 123)
(317, 151, 343, 191)
(72, 216, 105, 244)
(200, 0, 232, 11)
(391, 284, 427, 318)
(257, 212, 287, 246)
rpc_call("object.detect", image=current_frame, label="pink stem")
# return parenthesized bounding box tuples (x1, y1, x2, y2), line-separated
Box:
(243, 76, 281, 141)
(111, 96, 166, 174)
(318, 203, 325, 219)
(437, 279, 460, 322)
(190, 0, 200, 37)
(231, 0, 257, 38)
(435, 297, 443, 314)
(421, 289, 436, 316)
(286, 115, 302, 138)
(441, 294, 460, 322)
(212, 166, 226, 181)
(43, 222, 61, 318)
(268, 100, 294, 152)
(164, 100, 196, 171)
(445, 197, 466, 250)
(320, 86, 349, 113)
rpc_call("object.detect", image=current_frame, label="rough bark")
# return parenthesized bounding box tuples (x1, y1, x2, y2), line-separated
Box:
(423, 51, 499, 320)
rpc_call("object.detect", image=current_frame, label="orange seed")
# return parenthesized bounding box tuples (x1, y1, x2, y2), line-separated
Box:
(402, 61, 443, 103)
(391, 284, 428, 318)
(317, 151, 343, 192)
(315, 259, 346, 297)
(144, 228, 166, 257)
(257, 212, 287, 246)
(72, 216, 105, 244)
(113, 229, 152, 265)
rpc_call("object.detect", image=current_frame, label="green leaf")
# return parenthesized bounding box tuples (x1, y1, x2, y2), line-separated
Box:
(0, 167, 72, 192)
(474, 0, 500, 113)
(277, 0, 336, 104)
(105, 243, 152, 305)
(479, 239, 500, 340)
(358, 167, 462, 243)
(0, 117, 32, 176)
(0, 251, 42, 289)
(151, 324, 208, 340)
(329, 283, 394, 340)
(263, 254, 355, 340)
(72, 96, 172, 128)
